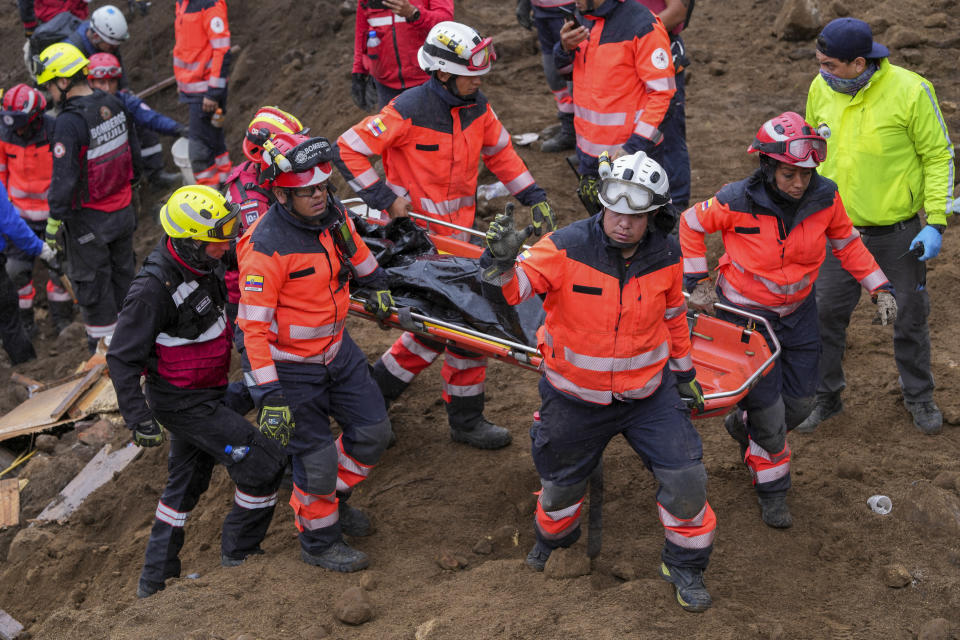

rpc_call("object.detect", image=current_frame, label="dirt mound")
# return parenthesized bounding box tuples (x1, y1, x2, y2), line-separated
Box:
(2, 0, 960, 638)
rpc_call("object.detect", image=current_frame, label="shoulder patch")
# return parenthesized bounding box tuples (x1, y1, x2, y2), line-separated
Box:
(210, 16, 225, 33)
(367, 117, 387, 137)
(651, 47, 670, 70)
(53, 142, 66, 158)
(243, 274, 264, 292)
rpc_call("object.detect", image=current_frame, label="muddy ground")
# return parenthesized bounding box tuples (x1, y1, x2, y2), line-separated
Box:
(1, 0, 960, 638)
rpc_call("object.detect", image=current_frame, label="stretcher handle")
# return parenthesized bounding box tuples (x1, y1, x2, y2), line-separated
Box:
(342, 198, 532, 250)
(685, 296, 783, 402)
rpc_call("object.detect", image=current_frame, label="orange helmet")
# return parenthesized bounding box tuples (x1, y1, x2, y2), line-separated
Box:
(260, 132, 333, 188)
(242, 106, 306, 162)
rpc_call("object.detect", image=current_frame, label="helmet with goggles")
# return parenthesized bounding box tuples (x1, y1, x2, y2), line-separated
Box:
(34, 42, 89, 85)
(418, 21, 496, 77)
(243, 106, 307, 162)
(87, 53, 123, 79)
(1, 84, 47, 131)
(748, 111, 826, 168)
(598, 150, 671, 215)
(259, 132, 333, 189)
(159, 185, 240, 242)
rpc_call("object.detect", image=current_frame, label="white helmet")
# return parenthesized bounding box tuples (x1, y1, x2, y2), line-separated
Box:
(90, 5, 130, 46)
(417, 21, 496, 77)
(598, 151, 671, 215)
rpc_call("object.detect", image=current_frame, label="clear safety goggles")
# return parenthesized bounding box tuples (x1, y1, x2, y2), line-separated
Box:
(599, 178, 665, 213)
(88, 65, 122, 79)
(755, 136, 827, 164)
(207, 202, 241, 241)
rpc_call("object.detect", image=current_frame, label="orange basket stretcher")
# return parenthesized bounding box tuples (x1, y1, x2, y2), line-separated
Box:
(343, 199, 780, 419)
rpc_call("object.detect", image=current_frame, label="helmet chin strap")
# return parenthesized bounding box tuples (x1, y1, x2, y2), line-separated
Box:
(759, 155, 802, 204)
(441, 72, 477, 103)
(171, 237, 217, 272)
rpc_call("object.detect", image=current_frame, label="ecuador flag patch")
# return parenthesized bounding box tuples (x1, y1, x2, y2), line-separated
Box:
(244, 274, 264, 292)
(367, 117, 387, 137)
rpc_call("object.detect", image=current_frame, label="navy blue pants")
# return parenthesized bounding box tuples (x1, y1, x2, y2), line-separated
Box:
(374, 80, 406, 111)
(534, 15, 574, 136)
(186, 98, 229, 185)
(647, 67, 690, 210)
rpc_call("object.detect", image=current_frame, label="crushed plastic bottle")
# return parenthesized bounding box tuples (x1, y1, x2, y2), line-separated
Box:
(224, 445, 249, 462)
(867, 494, 892, 515)
(477, 181, 510, 201)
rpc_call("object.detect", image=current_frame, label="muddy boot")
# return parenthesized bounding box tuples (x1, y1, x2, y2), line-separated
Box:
(758, 494, 793, 529)
(905, 400, 942, 435)
(149, 170, 183, 190)
(659, 563, 712, 613)
(723, 409, 748, 461)
(49, 300, 74, 335)
(540, 125, 576, 153)
(136, 578, 166, 599)
(525, 541, 553, 571)
(19, 308, 35, 339)
(450, 418, 512, 450)
(221, 547, 264, 567)
(338, 501, 373, 537)
(300, 540, 369, 572)
(793, 393, 842, 434)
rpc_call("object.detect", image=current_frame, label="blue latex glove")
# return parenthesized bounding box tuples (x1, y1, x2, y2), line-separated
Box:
(909, 225, 943, 261)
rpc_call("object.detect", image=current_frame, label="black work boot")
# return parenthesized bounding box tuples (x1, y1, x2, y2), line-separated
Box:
(525, 541, 553, 571)
(793, 393, 843, 434)
(19, 308, 36, 339)
(49, 300, 75, 335)
(659, 563, 712, 613)
(450, 418, 512, 450)
(758, 494, 793, 529)
(723, 410, 749, 461)
(136, 578, 166, 599)
(149, 170, 183, 190)
(300, 540, 369, 572)
(540, 125, 576, 153)
(221, 547, 264, 567)
(905, 400, 943, 435)
(338, 501, 373, 537)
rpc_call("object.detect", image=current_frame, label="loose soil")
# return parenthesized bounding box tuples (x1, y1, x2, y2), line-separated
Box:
(1, 1, 959, 638)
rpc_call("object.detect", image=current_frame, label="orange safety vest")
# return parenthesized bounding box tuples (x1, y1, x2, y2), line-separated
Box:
(498, 215, 692, 405)
(0, 117, 54, 222)
(173, 0, 231, 96)
(680, 172, 889, 317)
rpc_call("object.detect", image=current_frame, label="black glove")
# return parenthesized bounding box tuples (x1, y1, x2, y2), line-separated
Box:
(132, 419, 164, 447)
(577, 175, 601, 216)
(351, 73, 370, 111)
(653, 203, 679, 234)
(484, 203, 533, 282)
(677, 379, 705, 413)
(258, 392, 295, 447)
(516, 0, 533, 29)
(363, 289, 395, 329)
(530, 201, 557, 236)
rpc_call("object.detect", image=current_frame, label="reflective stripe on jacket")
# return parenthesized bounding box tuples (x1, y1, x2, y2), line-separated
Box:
(237, 198, 382, 397)
(680, 171, 889, 317)
(174, 0, 231, 98)
(0, 114, 55, 222)
(352, 1, 453, 90)
(806, 59, 954, 227)
(336, 77, 546, 235)
(495, 215, 692, 405)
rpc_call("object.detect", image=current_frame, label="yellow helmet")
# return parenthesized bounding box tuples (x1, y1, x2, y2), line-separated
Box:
(35, 43, 90, 85)
(159, 185, 240, 242)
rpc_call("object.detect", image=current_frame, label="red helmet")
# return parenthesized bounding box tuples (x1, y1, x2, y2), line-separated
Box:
(1, 84, 47, 130)
(261, 132, 332, 189)
(242, 106, 306, 162)
(87, 53, 123, 79)
(748, 111, 827, 169)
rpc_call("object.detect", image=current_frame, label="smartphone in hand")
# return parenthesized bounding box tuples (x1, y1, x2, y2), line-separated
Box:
(368, 0, 386, 9)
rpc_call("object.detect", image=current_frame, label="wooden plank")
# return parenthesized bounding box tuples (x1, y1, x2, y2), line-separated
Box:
(35, 444, 141, 524)
(49, 364, 104, 422)
(0, 608, 23, 640)
(67, 376, 118, 419)
(0, 368, 108, 442)
(0, 479, 18, 528)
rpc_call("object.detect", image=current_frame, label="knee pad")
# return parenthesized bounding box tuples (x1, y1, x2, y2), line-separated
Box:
(295, 441, 339, 496)
(784, 395, 816, 431)
(539, 478, 588, 512)
(653, 464, 707, 520)
(747, 397, 787, 453)
(347, 416, 391, 465)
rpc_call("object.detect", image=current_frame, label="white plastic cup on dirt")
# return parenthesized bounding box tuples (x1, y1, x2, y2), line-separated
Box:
(477, 181, 510, 201)
(867, 495, 893, 515)
(171, 137, 197, 185)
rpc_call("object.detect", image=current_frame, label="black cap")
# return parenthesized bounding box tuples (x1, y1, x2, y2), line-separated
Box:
(817, 18, 889, 61)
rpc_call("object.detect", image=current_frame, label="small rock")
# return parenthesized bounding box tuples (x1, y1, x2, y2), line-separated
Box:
(610, 562, 636, 581)
(932, 471, 960, 493)
(881, 563, 912, 588)
(707, 62, 726, 76)
(13, 385, 29, 404)
(836, 459, 863, 481)
(98, 545, 110, 553)
(773, 0, 823, 41)
(8, 527, 54, 563)
(436, 550, 467, 571)
(884, 26, 925, 49)
(339, 0, 355, 17)
(543, 547, 590, 579)
(78, 419, 114, 446)
(35, 434, 58, 453)
(334, 586, 374, 625)
(830, 1, 848, 17)
(922, 13, 948, 29)
(489, 525, 519, 547)
(360, 571, 377, 591)
(918, 617, 953, 640)
(415, 618, 440, 640)
(472, 538, 493, 555)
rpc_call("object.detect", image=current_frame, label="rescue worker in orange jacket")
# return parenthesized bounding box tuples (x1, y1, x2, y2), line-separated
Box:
(335, 20, 558, 450)
(237, 134, 393, 572)
(679, 112, 895, 528)
(174, 0, 232, 186)
(0, 83, 75, 336)
(483, 151, 715, 613)
(556, 0, 677, 215)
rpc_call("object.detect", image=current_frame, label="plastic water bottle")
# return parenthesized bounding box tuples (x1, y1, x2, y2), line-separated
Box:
(211, 108, 225, 128)
(366, 30, 381, 51)
(224, 445, 249, 462)
(867, 494, 892, 515)
(477, 181, 511, 201)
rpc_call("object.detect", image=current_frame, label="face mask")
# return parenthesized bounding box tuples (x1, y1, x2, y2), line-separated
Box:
(820, 62, 877, 96)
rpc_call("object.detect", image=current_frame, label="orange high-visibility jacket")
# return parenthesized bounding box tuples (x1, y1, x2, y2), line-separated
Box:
(173, 0, 231, 98)
(555, 0, 675, 172)
(237, 199, 381, 398)
(0, 115, 54, 222)
(336, 79, 546, 235)
(680, 172, 889, 317)
(495, 215, 692, 405)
